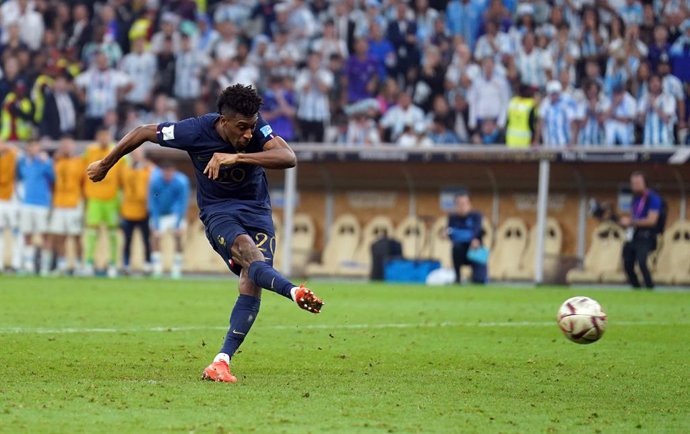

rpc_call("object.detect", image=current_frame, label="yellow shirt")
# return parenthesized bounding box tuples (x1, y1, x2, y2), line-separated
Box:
(120, 163, 153, 220)
(83, 145, 123, 200)
(0, 148, 17, 200)
(53, 156, 85, 208)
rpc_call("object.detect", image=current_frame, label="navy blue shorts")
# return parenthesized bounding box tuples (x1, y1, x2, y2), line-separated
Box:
(204, 209, 276, 276)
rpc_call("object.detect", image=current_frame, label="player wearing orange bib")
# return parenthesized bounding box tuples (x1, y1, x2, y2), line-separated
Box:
(119, 147, 154, 275)
(48, 137, 86, 275)
(83, 127, 123, 277)
(0, 140, 21, 272)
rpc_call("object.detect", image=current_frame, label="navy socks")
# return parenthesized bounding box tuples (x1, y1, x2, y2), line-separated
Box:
(220, 294, 261, 359)
(247, 261, 294, 300)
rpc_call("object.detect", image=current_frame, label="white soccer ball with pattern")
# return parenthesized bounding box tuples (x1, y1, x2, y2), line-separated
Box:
(557, 296, 607, 344)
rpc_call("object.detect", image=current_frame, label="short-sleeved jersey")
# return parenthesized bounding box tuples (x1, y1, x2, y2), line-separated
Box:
(84, 145, 123, 200)
(0, 148, 17, 200)
(53, 156, 85, 208)
(120, 162, 153, 220)
(156, 113, 275, 224)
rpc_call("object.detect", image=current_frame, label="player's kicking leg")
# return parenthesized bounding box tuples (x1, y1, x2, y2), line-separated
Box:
(202, 234, 323, 383)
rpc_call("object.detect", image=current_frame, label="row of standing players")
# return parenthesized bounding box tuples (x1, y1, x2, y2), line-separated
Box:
(0, 127, 189, 278)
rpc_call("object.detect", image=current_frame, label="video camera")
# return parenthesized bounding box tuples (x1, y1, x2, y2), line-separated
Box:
(588, 199, 619, 223)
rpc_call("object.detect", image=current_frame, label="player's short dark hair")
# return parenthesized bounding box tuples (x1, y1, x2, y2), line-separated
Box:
(217, 84, 263, 117)
(631, 171, 646, 181)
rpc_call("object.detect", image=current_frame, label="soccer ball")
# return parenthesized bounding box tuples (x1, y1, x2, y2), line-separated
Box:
(557, 296, 607, 344)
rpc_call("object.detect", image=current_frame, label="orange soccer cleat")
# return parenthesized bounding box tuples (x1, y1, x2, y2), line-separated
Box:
(201, 360, 237, 383)
(293, 284, 324, 314)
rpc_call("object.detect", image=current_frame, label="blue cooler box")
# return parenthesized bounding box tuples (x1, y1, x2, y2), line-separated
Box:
(384, 259, 441, 283)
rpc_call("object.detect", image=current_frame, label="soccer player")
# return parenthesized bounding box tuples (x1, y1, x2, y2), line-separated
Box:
(148, 161, 190, 279)
(17, 140, 54, 275)
(120, 147, 154, 276)
(83, 126, 124, 277)
(48, 137, 86, 275)
(0, 140, 22, 272)
(87, 84, 324, 383)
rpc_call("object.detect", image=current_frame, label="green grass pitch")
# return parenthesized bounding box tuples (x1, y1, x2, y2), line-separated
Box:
(0, 276, 688, 434)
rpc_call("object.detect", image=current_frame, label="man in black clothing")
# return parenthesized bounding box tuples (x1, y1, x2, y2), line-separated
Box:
(448, 193, 487, 284)
(619, 172, 663, 289)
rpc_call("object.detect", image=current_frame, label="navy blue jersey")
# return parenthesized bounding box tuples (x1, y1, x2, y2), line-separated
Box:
(448, 211, 484, 244)
(156, 113, 275, 224)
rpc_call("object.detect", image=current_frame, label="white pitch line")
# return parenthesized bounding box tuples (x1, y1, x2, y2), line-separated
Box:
(0, 320, 687, 335)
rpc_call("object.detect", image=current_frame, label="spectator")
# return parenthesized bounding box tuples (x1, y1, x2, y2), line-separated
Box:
(467, 56, 510, 134)
(414, 0, 440, 46)
(75, 51, 132, 140)
(578, 7, 607, 63)
(65, 3, 92, 53)
(473, 119, 503, 144)
(47, 137, 84, 276)
(648, 25, 671, 73)
(474, 20, 510, 63)
(295, 52, 334, 142)
(5, 0, 45, 52)
(39, 72, 78, 140)
(151, 12, 181, 54)
(446, 0, 483, 51)
(576, 81, 605, 146)
(550, 24, 580, 85)
(429, 115, 461, 145)
(1, 79, 33, 141)
(604, 48, 636, 96)
(212, 19, 240, 62)
(145, 93, 177, 125)
(155, 36, 177, 96)
(669, 19, 690, 83)
(120, 37, 157, 109)
(83, 126, 123, 278)
(0, 140, 21, 272)
(506, 84, 537, 148)
(262, 75, 297, 142)
(312, 19, 349, 60)
(195, 13, 220, 55)
(174, 33, 209, 119)
(657, 56, 685, 134)
(516, 32, 554, 90)
(346, 37, 381, 103)
(346, 111, 381, 146)
(618, 0, 643, 27)
(17, 139, 54, 275)
(601, 84, 637, 146)
(637, 74, 676, 147)
(448, 192, 487, 284)
(367, 20, 396, 80)
(386, 2, 420, 85)
(0, 22, 28, 58)
(149, 161, 190, 279)
(414, 46, 445, 112)
(538, 80, 576, 147)
(380, 92, 425, 142)
(120, 147, 154, 276)
(397, 123, 433, 148)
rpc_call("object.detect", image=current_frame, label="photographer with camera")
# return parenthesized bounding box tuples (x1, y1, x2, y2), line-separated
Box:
(618, 172, 665, 290)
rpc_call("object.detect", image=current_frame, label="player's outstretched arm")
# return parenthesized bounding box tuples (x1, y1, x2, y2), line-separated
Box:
(87, 124, 158, 182)
(203, 136, 296, 180)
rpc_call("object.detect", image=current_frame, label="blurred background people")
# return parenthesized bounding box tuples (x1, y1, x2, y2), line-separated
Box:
(148, 161, 189, 279)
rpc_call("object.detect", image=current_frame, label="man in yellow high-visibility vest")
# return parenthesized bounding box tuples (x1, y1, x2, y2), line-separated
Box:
(505, 85, 536, 148)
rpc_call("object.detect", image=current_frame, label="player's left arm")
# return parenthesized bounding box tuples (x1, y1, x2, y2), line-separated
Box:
(203, 136, 296, 180)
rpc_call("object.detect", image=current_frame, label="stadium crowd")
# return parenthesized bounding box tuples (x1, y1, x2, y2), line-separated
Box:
(0, 0, 689, 148)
